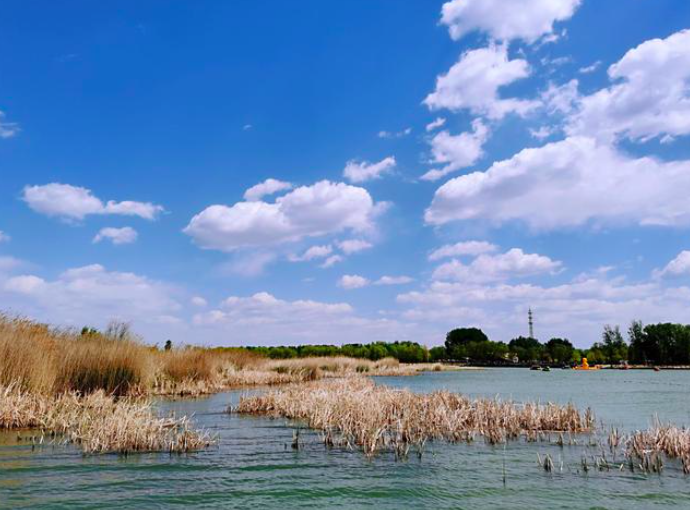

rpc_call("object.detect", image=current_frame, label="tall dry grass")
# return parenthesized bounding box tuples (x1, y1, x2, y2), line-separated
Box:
(235, 378, 594, 456)
(0, 315, 430, 397)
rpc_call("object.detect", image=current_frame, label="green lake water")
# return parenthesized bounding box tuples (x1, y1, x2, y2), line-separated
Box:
(3, 368, 690, 509)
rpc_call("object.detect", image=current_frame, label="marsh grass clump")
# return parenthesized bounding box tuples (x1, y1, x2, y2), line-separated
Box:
(0, 384, 213, 454)
(234, 378, 593, 457)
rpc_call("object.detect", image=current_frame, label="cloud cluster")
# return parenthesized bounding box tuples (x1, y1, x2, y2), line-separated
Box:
(432, 248, 561, 283)
(343, 157, 396, 183)
(428, 240, 498, 261)
(23, 183, 164, 222)
(655, 251, 690, 279)
(93, 227, 138, 245)
(568, 29, 690, 143)
(184, 180, 385, 252)
(338, 274, 414, 289)
(426, 136, 690, 230)
(422, 120, 489, 181)
(244, 178, 293, 201)
(2, 264, 181, 327)
(424, 44, 537, 119)
(440, 0, 581, 44)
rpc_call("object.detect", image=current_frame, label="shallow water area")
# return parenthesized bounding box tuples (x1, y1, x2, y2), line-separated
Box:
(2, 369, 690, 509)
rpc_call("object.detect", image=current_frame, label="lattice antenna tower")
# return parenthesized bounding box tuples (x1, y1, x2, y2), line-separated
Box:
(528, 308, 534, 339)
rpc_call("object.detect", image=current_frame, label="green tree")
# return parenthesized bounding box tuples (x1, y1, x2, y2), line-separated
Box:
(545, 338, 574, 365)
(602, 325, 627, 364)
(445, 328, 489, 358)
(508, 336, 543, 363)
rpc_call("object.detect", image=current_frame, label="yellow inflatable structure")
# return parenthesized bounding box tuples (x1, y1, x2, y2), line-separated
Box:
(573, 357, 600, 370)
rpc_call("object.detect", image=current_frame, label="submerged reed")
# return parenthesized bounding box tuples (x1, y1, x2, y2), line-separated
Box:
(234, 378, 594, 456)
(0, 384, 213, 453)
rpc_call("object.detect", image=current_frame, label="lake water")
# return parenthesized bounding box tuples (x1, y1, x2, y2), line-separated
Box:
(3, 368, 690, 509)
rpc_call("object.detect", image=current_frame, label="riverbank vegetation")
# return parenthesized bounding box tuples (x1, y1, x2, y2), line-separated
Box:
(0, 385, 213, 453)
(235, 378, 594, 457)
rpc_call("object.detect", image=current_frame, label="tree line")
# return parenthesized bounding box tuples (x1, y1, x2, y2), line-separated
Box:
(209, 321, 690, 366)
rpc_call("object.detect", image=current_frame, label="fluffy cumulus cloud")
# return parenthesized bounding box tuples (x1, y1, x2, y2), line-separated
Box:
(655, 251, 690, 279)
(1, 264, 181, 329)
(426, 136, 690, 230)
(337, 239, 373, 255)
(22, 183, 164, 222)
(440, 0, 581, 44)
(432, 248, 561, 282)
(191, 296, 208, 307)
(429, 240, 498, 261)
(92, 227, 138, 245)
(567, 29, 690, 143)
(289, 244, 333, 262)
(422, 120, 489, 181)
(192, 291, 416, 345)
(338, 274, 370, 289)
(243, 178, 293, 201)
(396, 264, 690, 345)
(343, 156, 396, 183)
(0, 111, 20, 138)
(424, 44, 538, 119)
(184, 180, 384, 252)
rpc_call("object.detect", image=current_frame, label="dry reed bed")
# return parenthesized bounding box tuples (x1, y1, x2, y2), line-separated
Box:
(234, 378, 594, 456)
(622, 424, 690, 473)
(0, 385, 213, 454)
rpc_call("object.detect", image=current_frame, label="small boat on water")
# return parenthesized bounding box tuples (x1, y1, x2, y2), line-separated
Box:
(542, 366, 551, 372)
(530, 365, 542, 371)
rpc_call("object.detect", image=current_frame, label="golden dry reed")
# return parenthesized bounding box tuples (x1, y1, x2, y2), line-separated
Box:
(235, 378, 594, 456)
(0, 315, 427, 398)
(0, 384, 213, 453)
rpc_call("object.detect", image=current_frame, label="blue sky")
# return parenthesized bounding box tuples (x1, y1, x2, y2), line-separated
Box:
(1, 0, 690, 347)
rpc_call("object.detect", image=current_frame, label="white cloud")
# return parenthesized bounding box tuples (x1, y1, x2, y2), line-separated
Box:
(421, 119, 489, 181)
(0, 231, 9, 243)
(337, 239, 373, 255)
(432, 248, 561, 283)
(191, 296, 208, 307)
(0, 111, 19, 138)
(396, 273, 690, 345)
(568, 29, 690, 142)
(0, 256, 24, 274)
(184, 180, 384, 252)
(289, 244, 333, 262)
(423, 44, 538, 119)
(375, 276, 414, 286)
(529, 126, 556, 140)
(426, 117, 446, 132)
(243, 124, 253, 131)
(578, 61, 601, 74)
(654, 251, 690, 278)
(320, 255, 344, 268)
(343, 156, 396, 183)
(426, 136, 690, 230)
(221, 252, 277, 277)
(22, 183, 164, 222)
(542, 79, 580, 115)
(378, 128, 412, 139)
(429, 241, 498, 261)
(440, 0, 581, 44)
(1, 264, 181, 328)
(338, 274, 370, 289)
(243, 178, 293, 201)
(194, 292, 351, 327)
(92, 227, 138, 245)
